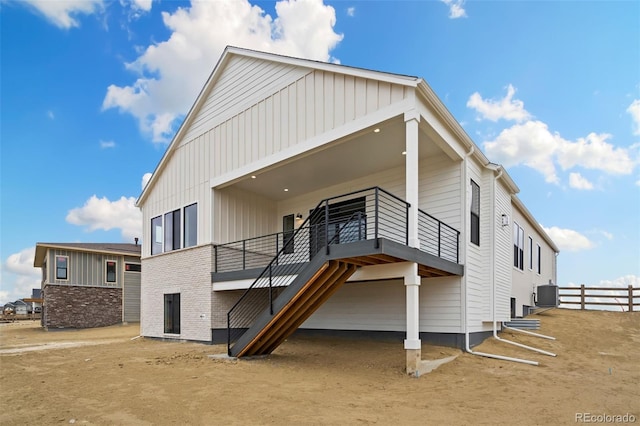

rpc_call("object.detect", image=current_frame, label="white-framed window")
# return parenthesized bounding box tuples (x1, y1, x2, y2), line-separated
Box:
(470, 180, 480, 246)
(513, 222, 524, 271)
(55, 255, 69, 281)
(151, 215, 163, 255)
(184, 203, 197, 248)
(537, 244, 542, 274)
(105, 260, 117, 283)
(528, 236, 533, 270)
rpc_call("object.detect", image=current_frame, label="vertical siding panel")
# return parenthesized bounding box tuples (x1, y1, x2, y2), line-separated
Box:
(324, 72, 334, 131)
(305, 73, 315, 139)
(390, 84, 405, 103)
(273, 91, 281, 153)
(244, 108, 252, 164)
(296, 78, 306, 143)
(251, 105, 259, 163)
(333, 74, 345, 127)
(265, 97, 273, 156)
(258, 100, 266, 159)
(314, 71, 324, 134)
(237, 113, 245, 168)
(281, 87, 289, 149)
(231, 115, 239, 170)
(354, 77, 366, 118)
(378, 81, 391, 108)
(288, 83, 297, 147)
(344, 75, 355, 123)
(366, 79, 378, 114)
(219, 123, 227, 175)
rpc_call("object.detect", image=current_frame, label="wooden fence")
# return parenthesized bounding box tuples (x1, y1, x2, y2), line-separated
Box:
(559, 285, 639, 312)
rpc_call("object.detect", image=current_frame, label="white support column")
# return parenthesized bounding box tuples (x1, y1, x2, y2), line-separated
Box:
(403, 262, 421, 375)
(405, 110, 420, 249)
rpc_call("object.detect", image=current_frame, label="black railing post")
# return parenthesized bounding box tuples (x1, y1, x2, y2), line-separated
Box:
(275, 234, 279, 265)
(438, 222, 442, 258)
(457, 232, 460, 264)
(374, 188, 379, 248)
(325, 200, 330, 255)
(227, 312, 231, 356)
(242, 240, 246, 270)
(357, 211, 362, 240)
(269, 264, 273, 315)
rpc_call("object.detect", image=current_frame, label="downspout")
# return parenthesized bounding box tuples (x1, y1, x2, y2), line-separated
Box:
(463, 161, 539, 365)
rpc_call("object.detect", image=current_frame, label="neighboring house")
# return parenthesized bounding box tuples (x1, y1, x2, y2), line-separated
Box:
(137, 46, 559, 373)
(3, 303, 15, 315)
(13, 300, 31, 315)
(33, 243, 142, 329)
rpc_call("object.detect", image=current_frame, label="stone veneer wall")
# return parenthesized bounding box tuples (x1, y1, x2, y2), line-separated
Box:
(43, 284, 122, 329)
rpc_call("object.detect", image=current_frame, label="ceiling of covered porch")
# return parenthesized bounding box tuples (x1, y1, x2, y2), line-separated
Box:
(227, 115, 450, 201)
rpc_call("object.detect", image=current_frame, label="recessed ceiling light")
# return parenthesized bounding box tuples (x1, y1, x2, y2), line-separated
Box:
(251, 175, 256, 179)
(284, 188, 289, 192)
(373, 128, 381, 133)
(402, 151, 407, 155)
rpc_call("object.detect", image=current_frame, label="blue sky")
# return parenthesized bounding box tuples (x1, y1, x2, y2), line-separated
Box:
(1, 0, 639, 305)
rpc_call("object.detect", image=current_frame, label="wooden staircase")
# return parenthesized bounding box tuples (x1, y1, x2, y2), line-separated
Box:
(230, 260, 357, 357)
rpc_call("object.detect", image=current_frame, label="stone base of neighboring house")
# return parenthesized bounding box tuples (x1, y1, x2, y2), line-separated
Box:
(43, 284, 122, 329)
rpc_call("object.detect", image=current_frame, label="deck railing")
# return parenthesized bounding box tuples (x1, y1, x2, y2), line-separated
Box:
(214, 187, 460, 274)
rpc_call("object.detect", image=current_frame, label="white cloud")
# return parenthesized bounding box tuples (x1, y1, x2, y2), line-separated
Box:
(627, 99, 640, 135)
(541, 225, 595, 252)
(100, 140, 116, 149)
(467, 84, 531, 123)
(47, 110, 55, 120)
(141, 172, 152, 190)
(483, 120, 636, 184)
(1, 247, 40, 305)
(102, 0, 343, 143)
(568, 172, 593, 190)
(441, 0, 466, 19)
(66, 195, 142, 241)
(22, 0, 104, 29)
(346, 7, 355, 17)
(132, 0, 152, 12)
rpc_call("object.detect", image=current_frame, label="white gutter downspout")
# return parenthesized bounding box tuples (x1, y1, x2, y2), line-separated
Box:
(463, 161, 539, 366)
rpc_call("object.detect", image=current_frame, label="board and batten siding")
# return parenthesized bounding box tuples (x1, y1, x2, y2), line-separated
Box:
(418, 153, 461, 231)
(465, 160, 490, 331)
(511, 203, 557, 317)
(301, 275, 462, 333)
(493, 178, 513, 322)
(48, 249, 121, 288)
(212, 186, 277, 244)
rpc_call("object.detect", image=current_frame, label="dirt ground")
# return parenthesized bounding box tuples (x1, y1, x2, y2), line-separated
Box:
(1, 309, 638, 425)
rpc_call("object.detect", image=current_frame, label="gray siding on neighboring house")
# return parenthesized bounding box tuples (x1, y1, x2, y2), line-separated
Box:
(123, 270, 141, 323)
(47, 249, 121, 287)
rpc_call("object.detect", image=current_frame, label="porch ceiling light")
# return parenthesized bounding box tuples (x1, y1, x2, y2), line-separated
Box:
(284, 188, 289, 192)
(402, 151, 407, 155)
(251, 175, 256, 179)
(373, 128, 381, 133)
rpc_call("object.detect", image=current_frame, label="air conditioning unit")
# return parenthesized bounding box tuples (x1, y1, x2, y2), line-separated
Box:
(536, 284, 558, 307)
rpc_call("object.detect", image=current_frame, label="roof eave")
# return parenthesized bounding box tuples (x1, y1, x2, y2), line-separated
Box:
(511, 197, 560, 253)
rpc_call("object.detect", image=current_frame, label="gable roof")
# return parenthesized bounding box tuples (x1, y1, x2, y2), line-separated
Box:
(34, 243, 141, 267)
(136, 45, 518, 206)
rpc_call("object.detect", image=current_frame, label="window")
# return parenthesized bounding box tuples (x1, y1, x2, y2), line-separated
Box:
(55, 256, 68, 280)
(528, 236, 533, 270)
(151, 216, 162, 255)
(125, 263, 141, 272)
(164, 293, 180, 334)
(105, 261, 117, 283)
(184, 203, 197, 248)
(164, 209, 181, 252)
(283, 214, 295, 254)
(513, 222, 524, 270)
(470, 180, 480, 246)
(537, 244, 542, 274)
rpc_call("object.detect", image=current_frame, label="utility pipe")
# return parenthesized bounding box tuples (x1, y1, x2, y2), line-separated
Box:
(502, 324, 556, 341)
(463, 161, 539, 366)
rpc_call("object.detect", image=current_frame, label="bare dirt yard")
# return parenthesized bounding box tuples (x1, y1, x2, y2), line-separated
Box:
(1, 308, 638, 425)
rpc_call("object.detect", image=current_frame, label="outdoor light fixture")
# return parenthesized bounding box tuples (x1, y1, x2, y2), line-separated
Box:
(251, 175, 256, 179)
(284, 188, 289, 192)
(373, 128, 380, 133)
(402, 151, 407, 155)
(296, 213, 303, 220)
(501, 214, 510, 227)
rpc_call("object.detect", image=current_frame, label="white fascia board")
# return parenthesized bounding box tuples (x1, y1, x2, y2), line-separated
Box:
(210, 98, 414, 189)
(512, 195, 560, 253)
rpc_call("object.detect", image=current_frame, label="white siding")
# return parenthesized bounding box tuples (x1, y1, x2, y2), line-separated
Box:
(494, 180, 512, 321)
(212, 187, 277, 244)
(418, 153, 461, 230)
(511, 204, 557, 317)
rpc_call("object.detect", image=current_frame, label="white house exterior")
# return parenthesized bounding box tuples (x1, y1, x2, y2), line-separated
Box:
(137, 46, 559, 373)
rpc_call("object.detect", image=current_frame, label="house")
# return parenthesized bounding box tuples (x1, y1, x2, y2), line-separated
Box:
(137, 46, 559, 373)
(13, 299, 31, 315)
(33, 242, 142, 329)
(3, 302, 15, 315)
